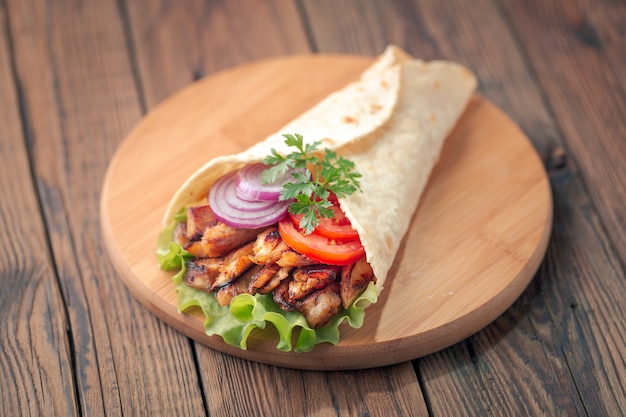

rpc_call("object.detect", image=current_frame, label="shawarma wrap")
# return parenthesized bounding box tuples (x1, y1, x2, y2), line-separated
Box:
(158, 46, 477, 352)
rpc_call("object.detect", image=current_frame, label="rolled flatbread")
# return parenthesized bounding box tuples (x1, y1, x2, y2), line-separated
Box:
(164, 45, 477, 296)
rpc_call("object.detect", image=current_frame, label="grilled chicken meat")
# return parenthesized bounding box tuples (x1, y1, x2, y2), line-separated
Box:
(274, 277, 343, 327)
(173, 222, 190, 247)
(186, 222, 262, 258)
(175, 203, 376, 329)
(186, 205, 219, 240)
(215, 264, 263, 306)
(175, 205, 263, 258)
(183, 257, 223, 291)
(248, 263, 281, 292)
(248, 264, 294, 295)
(183, 242, 255, 291)
(256, 266, 292, 294)
(288, 265, 340, 303)
(339, 257, 376, 308)
(249, 228, 317, 268)
(276, 250, 317, 267)
(272, 279, 294, 311)
(211, 242, 256, 290)
(294, 282, 342, 328)
(249, 228, 290, 264)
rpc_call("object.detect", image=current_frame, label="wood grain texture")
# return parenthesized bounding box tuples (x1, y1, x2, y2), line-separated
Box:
(100, 55, 551, 369)
(414, 0, 626, 415)
(4, 0, 206, 414)
(304, 0, 626, 415)
(494, 0, 626, 414)
(0, 8, 77, 415)
(2, 0, 625, 414)
(500, 0, 626, 261)
(194, 349, 428, 416)
(125, 0, 310, 109)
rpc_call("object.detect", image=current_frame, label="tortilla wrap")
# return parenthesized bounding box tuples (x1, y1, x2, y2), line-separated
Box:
(164, 45, 477, 295)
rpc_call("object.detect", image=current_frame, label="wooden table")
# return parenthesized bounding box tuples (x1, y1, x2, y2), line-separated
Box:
(1, 0, 624, 415)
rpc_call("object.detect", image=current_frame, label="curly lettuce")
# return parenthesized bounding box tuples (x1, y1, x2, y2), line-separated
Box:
(156, 210, 377, 352)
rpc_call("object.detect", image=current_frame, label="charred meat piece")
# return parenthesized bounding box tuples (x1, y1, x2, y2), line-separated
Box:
(186, 205, 219, 240)
(211, 242, 256, 290)
(183, 257, 223, 292)
(175, 207, 375, 327)
(340, 257, 376, 308)
(276, 250, 317, 267)
(185, 222, 263, 258)
(215, 264, 263, 306)
(248, 263, 280, 294)
(249, 228, 290, 265)
(173, 222, 190, 247)
(273, 279, 295, 312)
(295, 282, 342, 328)
(256, 266, 292, 295)
(248, 263, 293, 295)
(184, 239, 212, 259)
(288, 265, 340, 303)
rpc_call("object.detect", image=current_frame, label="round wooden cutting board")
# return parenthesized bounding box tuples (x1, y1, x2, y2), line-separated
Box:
(100, 54, 552, 371)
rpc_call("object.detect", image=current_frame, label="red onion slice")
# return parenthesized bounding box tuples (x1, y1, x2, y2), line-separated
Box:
(236, 163, 301, 201)
(209, 170, 292, 228)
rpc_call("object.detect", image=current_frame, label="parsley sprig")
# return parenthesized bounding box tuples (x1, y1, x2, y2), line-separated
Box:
(262, 133, 362, 234)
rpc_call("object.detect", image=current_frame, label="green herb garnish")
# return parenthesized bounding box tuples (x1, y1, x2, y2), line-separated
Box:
(262, 133, 362, 234)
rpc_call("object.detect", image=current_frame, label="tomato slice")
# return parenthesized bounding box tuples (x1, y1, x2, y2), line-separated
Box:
(278, 218, 365, 265)
(290, 205, 359, 240)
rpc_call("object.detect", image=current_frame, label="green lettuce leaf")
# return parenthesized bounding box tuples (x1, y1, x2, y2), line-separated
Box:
(156, 208, 191, 270)
(157, 213, 378, 353)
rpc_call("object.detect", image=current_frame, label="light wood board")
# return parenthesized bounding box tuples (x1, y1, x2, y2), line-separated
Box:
(100, 54, 552, 370)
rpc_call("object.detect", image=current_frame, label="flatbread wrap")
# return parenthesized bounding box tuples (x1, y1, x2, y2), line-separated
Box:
(157, 46, 477, 352)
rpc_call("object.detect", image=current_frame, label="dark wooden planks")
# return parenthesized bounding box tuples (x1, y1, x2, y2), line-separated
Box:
(125, 0, 310, 108)
(4, 0, 206, 414)
(500, 0, 626, 261)
(495, 0, 626, 411)
(194, 351, 428, 416)
(2, 0, 622, 415)
(405, 0, 626, 414)
(0, 5, 76, 415)
(304, 0, 626, 415)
